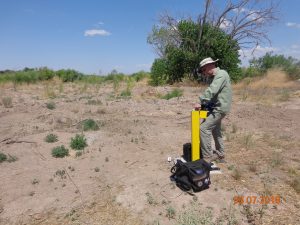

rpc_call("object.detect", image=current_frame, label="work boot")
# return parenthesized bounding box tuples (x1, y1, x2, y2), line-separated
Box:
(213, 150, 226, 162)
(203, 154, 218, 163)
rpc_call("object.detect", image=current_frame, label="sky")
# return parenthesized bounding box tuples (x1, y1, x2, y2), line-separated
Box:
(0, 0, 299, 75)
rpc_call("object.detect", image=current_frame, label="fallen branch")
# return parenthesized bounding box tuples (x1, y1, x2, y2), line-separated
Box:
(4, 139, 37, 145)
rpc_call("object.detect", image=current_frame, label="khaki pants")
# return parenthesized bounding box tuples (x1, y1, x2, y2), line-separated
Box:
(200, 112, 225, 158)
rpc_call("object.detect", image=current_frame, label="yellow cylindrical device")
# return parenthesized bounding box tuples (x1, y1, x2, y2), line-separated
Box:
(191, 110, 208, 161)
(191, 110, 200, 161)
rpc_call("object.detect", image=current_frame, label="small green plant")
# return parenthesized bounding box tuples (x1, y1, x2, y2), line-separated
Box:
(2, 97, 13, 108)
(248, 161, 257, 172)
(120, 89, 131, 97)
(288, 167, 297, 175)
(70, 134, 87, 150)
(113, 77, 120, 94)
(0, 152, 7, 163)
(227, 165, 235, 170)
(271, 153, 283, 167)
(120, 79, 134, 98)
(94, 167, 100, 172)
(32, 178, 39, 185)
(68, 166, 75, 171)
(290, 176, 300, 193)
(75, 151, 83, 157)
(232, 168, 242, 180)
(166, 206, 176, 219)
(46, 101, 56, 110)
(242, 133, 254, 150)
(55, 169, 66, 179)
(161, 88, 183, 100)
(82, 119, 99, 131)
(241, 90, 248, 101)
(145, 192, 158, 205)
(231, 123, 238, 133)
(45, 133, 58, 143)
(51, 145, 69, 158)
(177, 208, 215, 225)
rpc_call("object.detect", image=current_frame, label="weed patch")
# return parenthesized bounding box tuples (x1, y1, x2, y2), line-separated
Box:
(248, 161, 257, 172)
(271, 153, 283, 167)
(75, 151, 83, 157)
(232, 168, 242, 180)
(161, 89, 183, 100)
(241, 133, 254, 150)
(166, 206, 176, 219)
(45, 133, 58, 143)
(290, 176, 300, 193)
(70, 134, 88, 150)
(145, 192, 158, 205)
(46, 101, 56, 110)
(0, 152, 7, 163)
(81, 119, 99, 131)
(52, 145, 69, 158)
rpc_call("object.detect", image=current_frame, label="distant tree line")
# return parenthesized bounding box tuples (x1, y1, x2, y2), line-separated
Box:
(0, 67, 150, 84)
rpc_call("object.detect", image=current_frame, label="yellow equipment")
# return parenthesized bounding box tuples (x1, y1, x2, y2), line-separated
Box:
(191, 109, 208, 161)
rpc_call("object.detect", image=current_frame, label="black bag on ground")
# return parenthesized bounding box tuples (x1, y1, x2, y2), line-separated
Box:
(170, 159, 218, 192)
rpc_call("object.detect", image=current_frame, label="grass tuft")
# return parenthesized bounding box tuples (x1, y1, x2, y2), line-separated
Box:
(161, 88, 183, 100)
(70, 134, 88, 150)
(52, 145, 69, 158)
(82, 119, 99, 131)
(46, 101, 56, 110)
(290, 177, 300, 193)
(45, 133, 58, 143)
(0, 152, 7, 163)
(166, 206, 176, 219)
(232, 168, 242, 180)
(271, 153, 283, 167)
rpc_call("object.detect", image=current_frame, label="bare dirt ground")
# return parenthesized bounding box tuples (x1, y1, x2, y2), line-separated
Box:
(0, 71, 299, 225)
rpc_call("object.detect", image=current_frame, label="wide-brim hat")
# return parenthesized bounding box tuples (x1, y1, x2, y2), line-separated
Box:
(199, 57, 219, 68)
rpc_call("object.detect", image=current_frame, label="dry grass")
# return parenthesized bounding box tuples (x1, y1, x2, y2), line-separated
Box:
(233, 69, 298, 103)
(22, 188, 143, 225)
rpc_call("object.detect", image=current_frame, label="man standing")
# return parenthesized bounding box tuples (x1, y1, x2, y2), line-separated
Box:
(194, 57, 232, 162)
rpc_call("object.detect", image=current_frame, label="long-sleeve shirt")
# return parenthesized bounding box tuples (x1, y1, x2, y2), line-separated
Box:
(199, 67, 232, 114)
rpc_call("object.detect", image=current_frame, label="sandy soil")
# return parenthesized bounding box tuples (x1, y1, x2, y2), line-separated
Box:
(0, 75, 299, 225)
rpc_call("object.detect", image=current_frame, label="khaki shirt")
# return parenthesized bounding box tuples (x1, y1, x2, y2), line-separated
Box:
(199, 67, 232, 114)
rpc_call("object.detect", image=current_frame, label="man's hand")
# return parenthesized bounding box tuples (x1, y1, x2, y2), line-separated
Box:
(194, 103, 201, 110)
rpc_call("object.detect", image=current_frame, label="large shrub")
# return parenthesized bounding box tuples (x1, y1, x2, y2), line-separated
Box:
(150, 58, 168, 86)
(56, 69, 83, 82)
(149, 21, 242, 84)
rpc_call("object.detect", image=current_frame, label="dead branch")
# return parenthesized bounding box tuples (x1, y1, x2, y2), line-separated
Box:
(4, 138, 37, 145)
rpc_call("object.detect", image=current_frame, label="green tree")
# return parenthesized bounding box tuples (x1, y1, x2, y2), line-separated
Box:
(147, 0, 280, 84)
(149, 21, 241, 84)
(150, 58, 167, 86)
